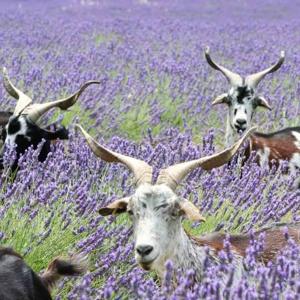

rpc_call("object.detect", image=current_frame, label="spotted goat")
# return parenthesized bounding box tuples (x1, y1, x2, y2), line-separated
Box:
(205, 49, 300, 181)
(73, 125, 299, 282)
(0, 247, 86, 300)
(0, 68, 99, 172)
(205, 47, 285, 147)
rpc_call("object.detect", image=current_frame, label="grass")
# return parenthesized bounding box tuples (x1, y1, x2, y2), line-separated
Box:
(0, 197, 88, 270)
(49, 102, 99, 135)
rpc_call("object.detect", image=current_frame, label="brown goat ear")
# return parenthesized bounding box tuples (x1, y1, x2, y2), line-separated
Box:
(179, 200, 206, 222)
(99, 197, 130, 216)
(255, 96, 272, 110)
(212, 93, 230, 105)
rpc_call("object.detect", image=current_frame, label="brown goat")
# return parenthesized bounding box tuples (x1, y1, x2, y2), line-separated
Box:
(192, 222, 300, 264)
(245, 127, 300, 174)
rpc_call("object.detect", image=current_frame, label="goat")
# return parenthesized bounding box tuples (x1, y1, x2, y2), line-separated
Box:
(0, 68, 100, 172)
(205, 47, 284, 147)
(0, 111, 68, 146)
(204, 49, 300, 181)
(0, 247, 86, 300)
(245, 127, 300, 181)
(76, 124, 260, 280)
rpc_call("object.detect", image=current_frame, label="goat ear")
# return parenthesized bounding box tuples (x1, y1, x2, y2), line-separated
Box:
(255, 96, 272, 110)
(212, 93, 230, 105)
(179, 200, 206, 222)
(99, 197, 130, 216)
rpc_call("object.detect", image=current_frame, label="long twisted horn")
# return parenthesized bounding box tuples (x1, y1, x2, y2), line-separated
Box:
(245, 51, 285, 88)
(76, 125, 153, 186)
(156, 127, 256, 190)
(3, 68, 100, 123)
(2, 67, 33, 115)
(205, 47, 243, 86)
(24, 80, 100, 123)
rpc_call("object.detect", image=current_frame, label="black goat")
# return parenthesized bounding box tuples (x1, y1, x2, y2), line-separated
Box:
(0, 247, 86, 300)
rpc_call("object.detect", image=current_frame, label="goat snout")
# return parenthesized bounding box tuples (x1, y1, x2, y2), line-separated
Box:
(56, 127, 69, 140)
(136, 245, 153, 257)
(236, 119, 246, 126)
(234, 118, 247, 132)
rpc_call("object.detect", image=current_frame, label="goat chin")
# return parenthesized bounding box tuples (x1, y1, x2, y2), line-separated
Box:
(139, 262, 152, 271)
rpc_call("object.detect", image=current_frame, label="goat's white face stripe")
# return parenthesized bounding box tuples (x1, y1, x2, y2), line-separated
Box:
(5, 117, 30, 146)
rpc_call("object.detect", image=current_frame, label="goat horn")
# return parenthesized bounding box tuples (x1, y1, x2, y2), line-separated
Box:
(2, 67, 33, 116)
(205, 47, 243, 86)
(24, 80, 100, 123)
(76, 124, 153, 186)
(156, 126, 256, 190)
(245, 51, 285, 88)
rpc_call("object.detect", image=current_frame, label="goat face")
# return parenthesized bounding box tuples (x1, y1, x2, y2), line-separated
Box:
(130, 184, 183, 271)
(224, 86, 268, 134)
(226, 86, 255, 133)
(99, 183, 203, 274)
(4, 115, 31, 147)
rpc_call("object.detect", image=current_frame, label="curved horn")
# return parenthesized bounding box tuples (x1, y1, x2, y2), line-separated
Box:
(245, 51, 285, 88)
(205, 47, 243, 86)
(157, 127, 256, 190)
(25, 80, 100, 123)
(2, 67, 33, 115)
(76, 125, 153, 186)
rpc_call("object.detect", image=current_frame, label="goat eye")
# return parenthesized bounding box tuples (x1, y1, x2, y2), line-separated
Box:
(159, 204, 168, 209)
(127, 210, 133, 215)
(154, 203, 168, 211)
(171, 208, 180, 218)
(234, 109, 237, 115)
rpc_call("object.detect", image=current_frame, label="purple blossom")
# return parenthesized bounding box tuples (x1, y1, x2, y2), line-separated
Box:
(0, 0, 299, 299)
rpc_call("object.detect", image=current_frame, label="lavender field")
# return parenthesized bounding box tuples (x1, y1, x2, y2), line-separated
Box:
(0, 0, 300, 299)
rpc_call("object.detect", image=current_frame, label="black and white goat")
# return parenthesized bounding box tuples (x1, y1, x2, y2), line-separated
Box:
(75, 125, 278, 280)
(0, 247, 86, 300)
(0, 68, 99, 172)
(205, 49, 300, 179)
(205, 47, 284, 147)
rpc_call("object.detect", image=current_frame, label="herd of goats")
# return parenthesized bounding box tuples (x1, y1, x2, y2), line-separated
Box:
(0, 48, 300, 299)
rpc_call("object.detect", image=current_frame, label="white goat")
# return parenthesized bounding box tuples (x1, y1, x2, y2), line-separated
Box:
(73, 125, 300, 281)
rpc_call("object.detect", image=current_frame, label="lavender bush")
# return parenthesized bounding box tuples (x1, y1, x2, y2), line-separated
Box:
(0, 0, 300, 299)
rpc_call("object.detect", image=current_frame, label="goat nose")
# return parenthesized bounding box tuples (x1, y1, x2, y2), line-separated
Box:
(236, 119, 246, 126)
(136, 245, 153, 257)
